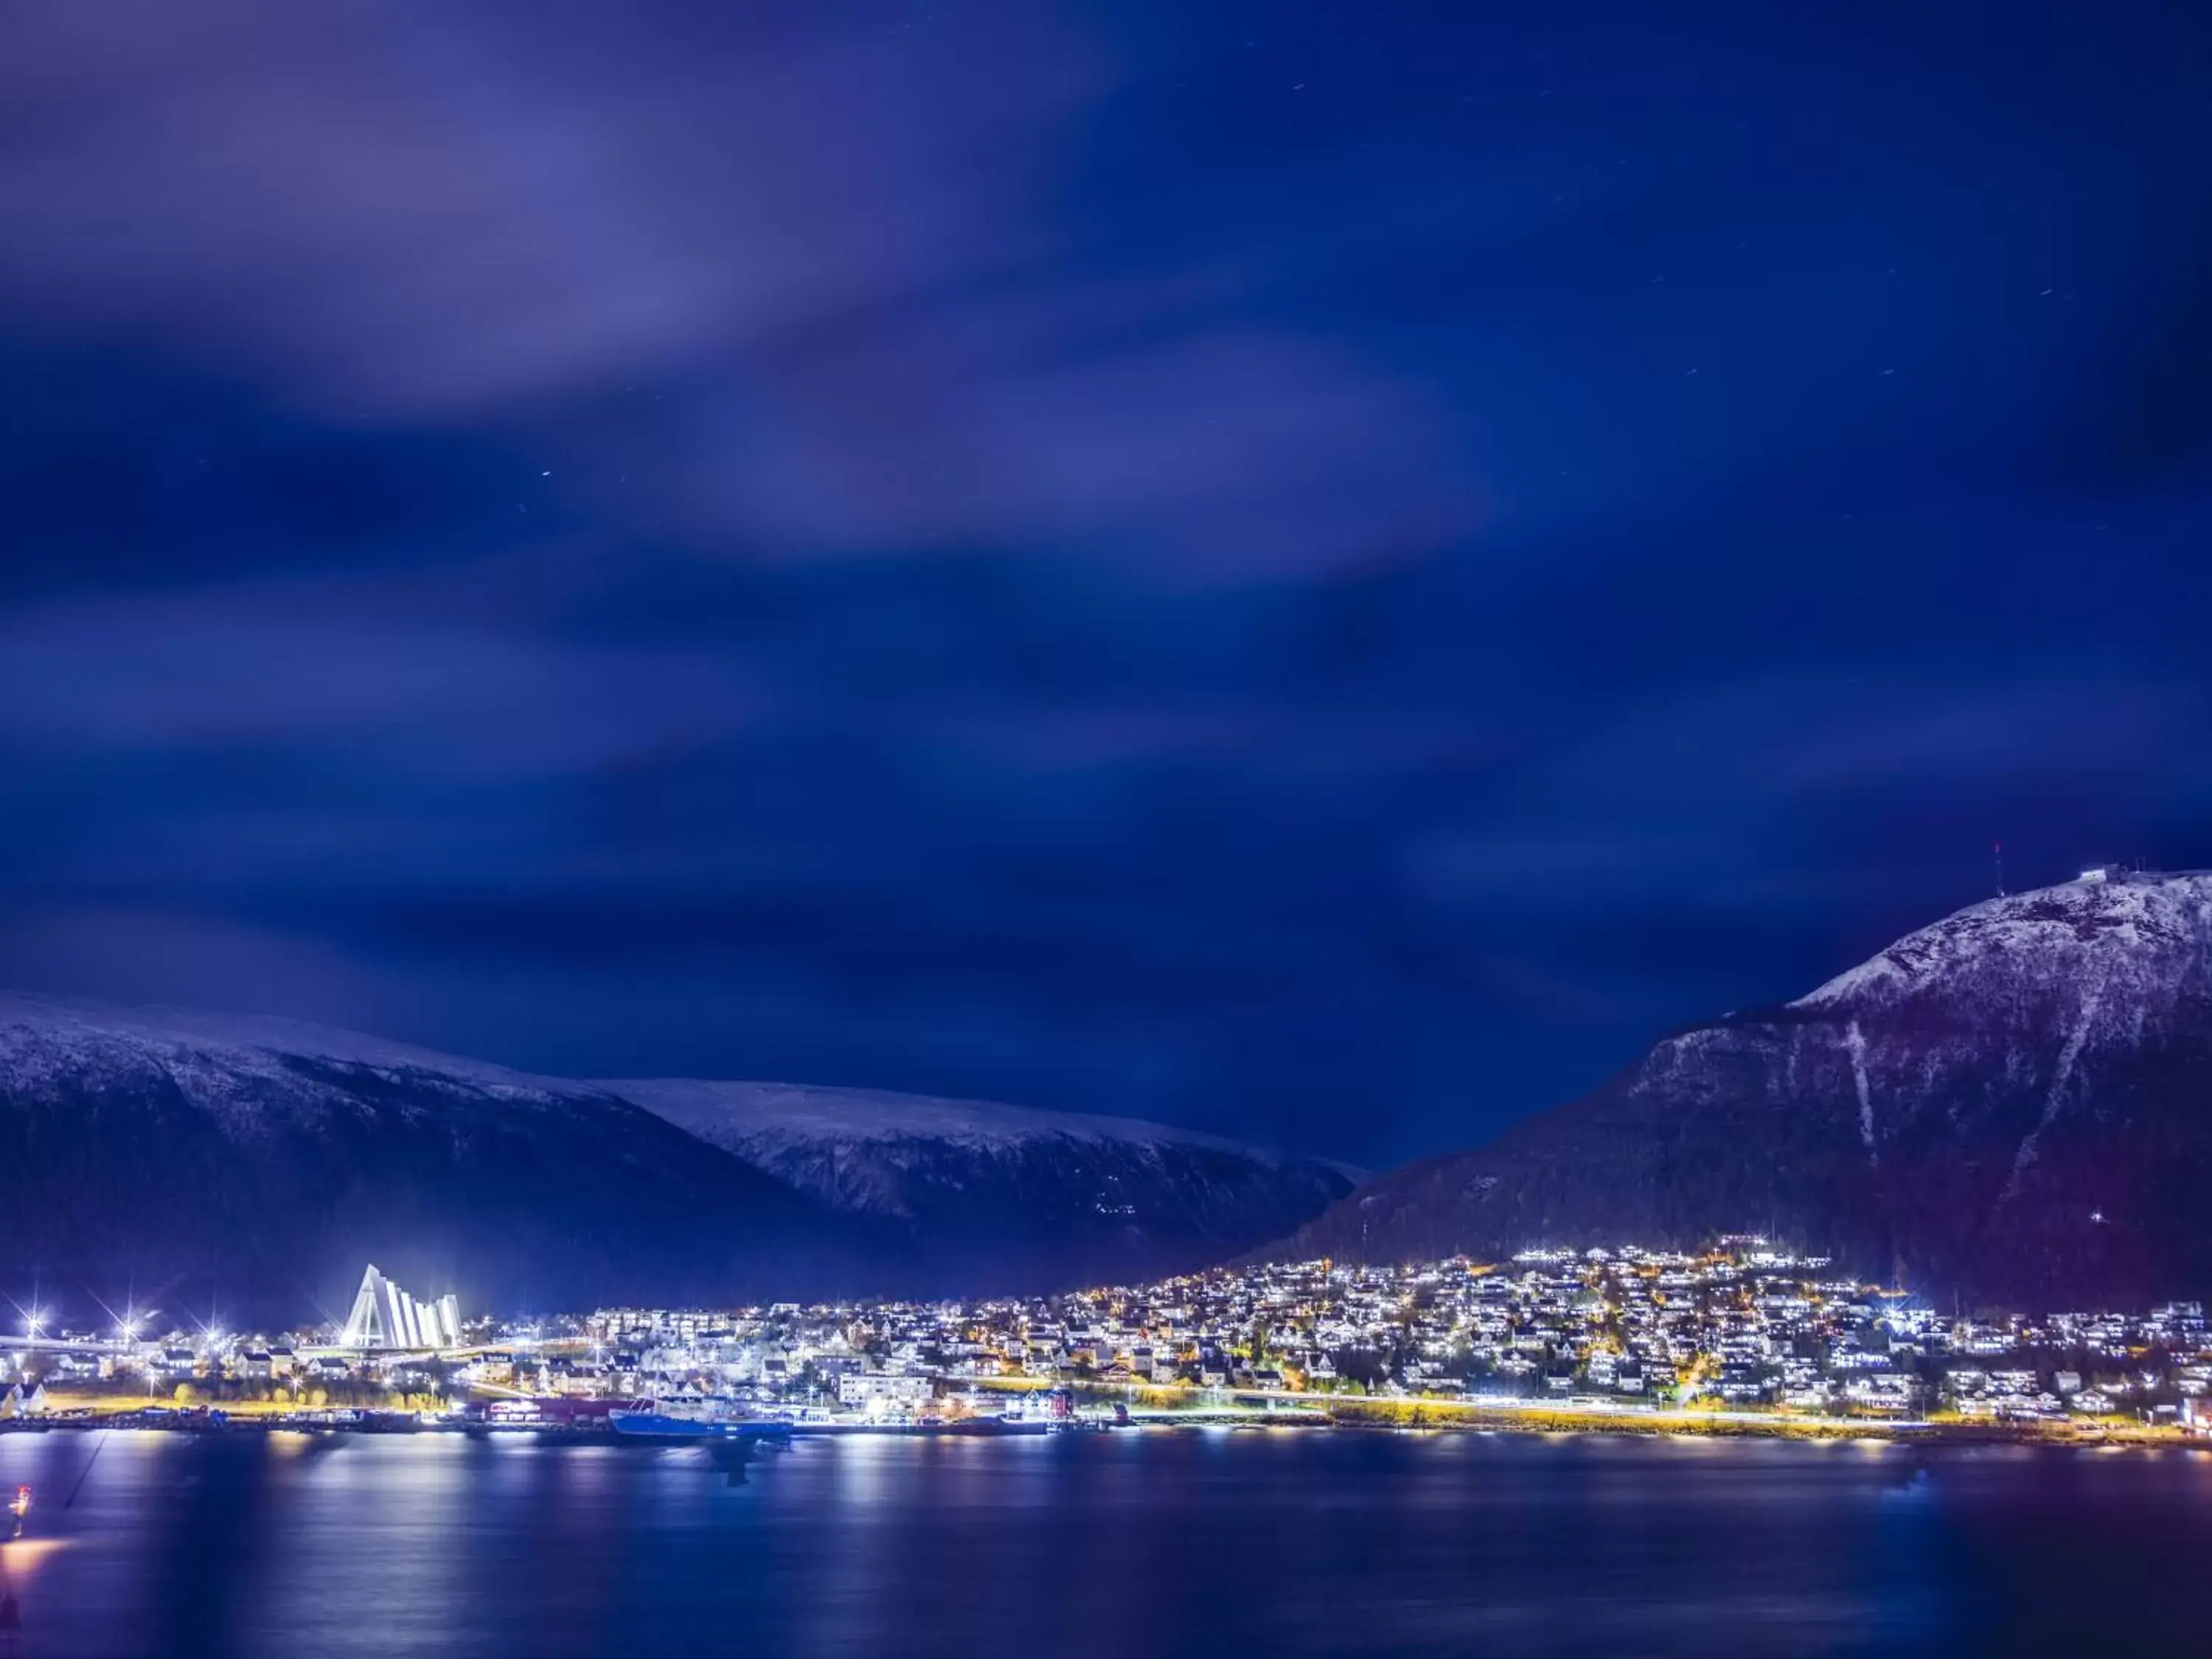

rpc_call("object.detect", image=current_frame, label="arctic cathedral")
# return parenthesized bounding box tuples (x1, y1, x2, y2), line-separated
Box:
(341, 1264, 464, 1351)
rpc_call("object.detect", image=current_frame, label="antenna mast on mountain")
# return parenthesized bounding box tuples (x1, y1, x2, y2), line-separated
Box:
(1994, 841, 2005, 897)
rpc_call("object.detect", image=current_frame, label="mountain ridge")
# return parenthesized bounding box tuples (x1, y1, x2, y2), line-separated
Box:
(0, 993, 1352, 1322)
(1275, 870, 2212, 1306)
(611, 1076, 1357, 1290)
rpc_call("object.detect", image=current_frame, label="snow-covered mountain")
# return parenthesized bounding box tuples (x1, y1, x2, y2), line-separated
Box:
(1279, 871, 2212, 1306)
(605, 1078, 1359, 1291)
(0, 995, 1354, 1322)
(0, 994, 851, 1323)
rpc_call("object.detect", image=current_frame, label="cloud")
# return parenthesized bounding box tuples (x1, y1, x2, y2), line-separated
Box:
(5, 0, 2211, 1167)
(0, 0, 1478, 577)
(0, 576, 761, 781)
(0, 2, 1100, 412)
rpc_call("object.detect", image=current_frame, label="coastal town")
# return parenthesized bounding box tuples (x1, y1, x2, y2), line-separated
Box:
(7, 1242, 2211, 1441)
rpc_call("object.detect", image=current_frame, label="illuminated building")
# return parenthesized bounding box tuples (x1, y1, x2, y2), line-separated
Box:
(341, 1265, 463, 1350)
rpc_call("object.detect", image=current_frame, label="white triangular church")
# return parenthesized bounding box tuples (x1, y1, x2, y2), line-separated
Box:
(0, 1384, 45, 1420)
(341, 1265, 463, 1350)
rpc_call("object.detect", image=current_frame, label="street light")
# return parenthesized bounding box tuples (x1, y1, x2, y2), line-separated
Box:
(22, 1310, 46, 1340)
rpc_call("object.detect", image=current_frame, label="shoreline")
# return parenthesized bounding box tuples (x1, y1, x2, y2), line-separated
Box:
(3, 1402, 2199, 1453)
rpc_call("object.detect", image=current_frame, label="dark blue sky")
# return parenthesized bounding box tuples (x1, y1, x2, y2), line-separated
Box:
(3, 1, 2209, 1166)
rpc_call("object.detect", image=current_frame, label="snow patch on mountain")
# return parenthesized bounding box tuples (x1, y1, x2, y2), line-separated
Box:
(1844, 1020, 1876, 1166)
(2003, 961, 2110, 1197)
(0, 992, 608, 1145)
(0, 992, 588, 1091)
(600, 1077, 1323, 1163)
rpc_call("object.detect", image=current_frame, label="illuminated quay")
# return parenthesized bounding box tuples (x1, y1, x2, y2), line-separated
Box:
(4, 1244, 2208, 1444)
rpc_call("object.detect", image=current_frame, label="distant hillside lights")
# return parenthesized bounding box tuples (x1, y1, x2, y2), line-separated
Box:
(341, 1265, 462, 1351)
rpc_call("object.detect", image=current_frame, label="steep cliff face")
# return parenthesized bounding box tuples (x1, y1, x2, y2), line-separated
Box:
(606, 1079, 1359, 1291)
(1280, 872, 2212, 1306)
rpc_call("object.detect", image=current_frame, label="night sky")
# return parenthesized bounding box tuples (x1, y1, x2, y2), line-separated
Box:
(4, 1, 2210, 1167)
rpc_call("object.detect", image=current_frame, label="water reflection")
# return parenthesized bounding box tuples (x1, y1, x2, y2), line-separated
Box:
(0, 1430, 2208, 1658)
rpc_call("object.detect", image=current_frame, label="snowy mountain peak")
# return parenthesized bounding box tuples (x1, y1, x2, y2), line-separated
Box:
(1787, 869, 2212, 1015)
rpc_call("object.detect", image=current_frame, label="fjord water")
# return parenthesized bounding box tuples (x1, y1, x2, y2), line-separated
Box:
(3, 1431, 2209, 1658)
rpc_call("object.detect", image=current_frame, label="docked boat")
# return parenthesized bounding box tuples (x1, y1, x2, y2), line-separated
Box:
(608, 1402, 791, 1444)
(942, 1414, 1050, 1436)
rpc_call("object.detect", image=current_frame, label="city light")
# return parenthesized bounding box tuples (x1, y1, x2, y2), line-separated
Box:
(0, 1248, 2205, 1450)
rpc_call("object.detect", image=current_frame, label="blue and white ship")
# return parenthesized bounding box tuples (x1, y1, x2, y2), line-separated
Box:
(609, 1399, 792, 1443)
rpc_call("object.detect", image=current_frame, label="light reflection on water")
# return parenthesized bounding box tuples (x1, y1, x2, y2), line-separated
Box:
(0, 1430, 2208, 1658)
